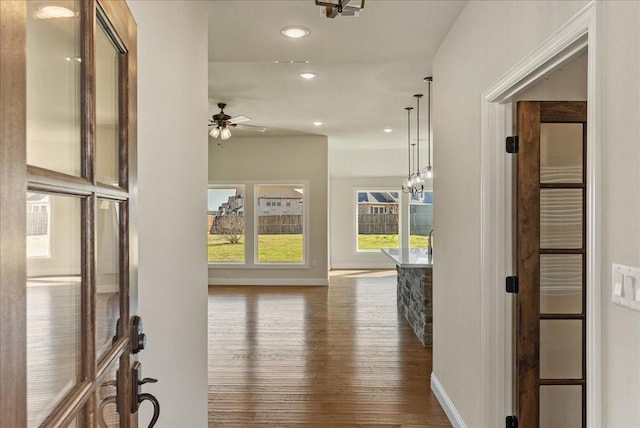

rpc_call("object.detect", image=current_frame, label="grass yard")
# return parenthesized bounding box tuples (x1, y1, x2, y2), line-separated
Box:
(208, 234, 303, 263)
(357, 234, 431, 251)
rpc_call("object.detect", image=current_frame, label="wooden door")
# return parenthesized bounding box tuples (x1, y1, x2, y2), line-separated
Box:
(0, 1, 139, 426)
(515, 101, 587, 427)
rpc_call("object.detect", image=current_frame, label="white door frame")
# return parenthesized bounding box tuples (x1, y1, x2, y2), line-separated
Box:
(479, 2, 601, 426)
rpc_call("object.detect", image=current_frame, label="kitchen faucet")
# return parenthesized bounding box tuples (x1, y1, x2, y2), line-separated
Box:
(427, 228, 434, 256)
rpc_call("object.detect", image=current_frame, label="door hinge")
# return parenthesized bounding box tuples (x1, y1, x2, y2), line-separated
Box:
(506, 276, 519, 293)
(506, 136, 519, 153)
(506, 415, 518, 428)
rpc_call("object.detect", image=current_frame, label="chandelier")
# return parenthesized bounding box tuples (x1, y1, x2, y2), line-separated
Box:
(401, 77, 433, 194)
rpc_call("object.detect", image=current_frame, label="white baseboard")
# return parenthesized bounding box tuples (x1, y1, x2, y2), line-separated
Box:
(209, 277, 328, 286)
(431, 372, 467, 428)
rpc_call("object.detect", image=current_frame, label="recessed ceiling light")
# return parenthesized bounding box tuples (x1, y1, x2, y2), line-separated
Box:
(35, 5, 76, 19)
(299, 72, 317, 80)
(384, 128, 393, 133)
(281, 26, 310, 39)
(313, 121, 323, 126)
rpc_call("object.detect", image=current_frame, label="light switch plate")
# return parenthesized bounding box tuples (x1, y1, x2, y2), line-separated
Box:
(612, 263, 640, 312)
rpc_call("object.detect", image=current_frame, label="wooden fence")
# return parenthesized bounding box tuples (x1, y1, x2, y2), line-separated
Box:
(357, 213, 433, 235)
(258, 215, 303, 234)
(357, 214, 398, 235)
(210, 215, 304, 235)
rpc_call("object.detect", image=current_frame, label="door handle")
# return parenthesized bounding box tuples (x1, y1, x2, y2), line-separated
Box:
(131, 361, 160, 428)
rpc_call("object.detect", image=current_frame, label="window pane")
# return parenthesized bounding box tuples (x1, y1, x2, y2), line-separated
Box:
(93, 360, 120, 427)
(26, 0, 82, 176)
(540, 254, 582, 314)
(356, 191, 399, 251)
(257, 185, 304, 263)
(95, 20, 121, 186)
(208, 187, 245, 263)
(540, 123, 583, 184)
(26, 194, 51, 258)
(27, 193, 82, 427)
(409, 192, 433, 249)
(540, 385, 582, 428)
(540, 319, 582, 379)
(540, 189, 583, 249)
(96, 200, 121, 360)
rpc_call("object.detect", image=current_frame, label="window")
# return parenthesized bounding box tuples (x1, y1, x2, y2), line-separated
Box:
(26, 193, 51, 258)
(256, 185, 304, 263)
(356, 190, 399, 252)
(208, 186, 245, 263)
(410, 192, 433, 248)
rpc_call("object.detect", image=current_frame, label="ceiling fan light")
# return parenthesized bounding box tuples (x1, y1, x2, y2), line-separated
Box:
(220, 127, 232, 140)
(210, 126, 221, 139)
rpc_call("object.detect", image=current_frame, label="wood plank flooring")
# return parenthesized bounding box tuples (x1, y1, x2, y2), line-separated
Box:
(208, 270, 451, 428)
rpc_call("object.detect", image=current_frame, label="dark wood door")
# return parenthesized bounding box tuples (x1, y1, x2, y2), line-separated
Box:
(0, 1, 138, 426)
(515, 101, 587, 427)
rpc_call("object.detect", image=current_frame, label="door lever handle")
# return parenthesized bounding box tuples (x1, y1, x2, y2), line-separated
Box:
(131, 362, 160, 427)
(138, 392, 160, 428)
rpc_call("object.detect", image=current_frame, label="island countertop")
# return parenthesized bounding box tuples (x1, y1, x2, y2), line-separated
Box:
(381, 248, 433, 268)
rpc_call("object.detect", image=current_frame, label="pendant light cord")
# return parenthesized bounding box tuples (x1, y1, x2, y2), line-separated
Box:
(405, 107, 413, 178)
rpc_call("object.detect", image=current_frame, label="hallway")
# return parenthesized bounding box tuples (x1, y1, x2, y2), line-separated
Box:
(208, 270, 450, 427)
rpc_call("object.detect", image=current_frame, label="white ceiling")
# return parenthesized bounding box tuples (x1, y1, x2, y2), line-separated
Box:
(207, 1, 466, 149)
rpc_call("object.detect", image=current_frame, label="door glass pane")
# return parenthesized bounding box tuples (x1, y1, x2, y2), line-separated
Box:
(26, 193, 82, 427)
(95, 20, 121, 187)
(540, 319, 582, 379)
(257, 185, 304, 263)
(540, 254, 583, 314)
(540, 385, 582, 428)
(540, 123, 583, 184)
(409, 192, 432, 249)
(356, 190, 399, 251)
(96, 200, 121, 360)
(94, 360, 120, 427)
(540, 189, 583, 249)
(208, 186, 245, 263)
(26, 1, 81, 176)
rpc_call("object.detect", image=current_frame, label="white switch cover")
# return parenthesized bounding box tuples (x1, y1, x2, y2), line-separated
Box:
(612, 263, 640, 312)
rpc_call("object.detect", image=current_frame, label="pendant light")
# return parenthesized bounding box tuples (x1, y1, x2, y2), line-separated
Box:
(401, 107, 414, 193)
(423, 76, 433, 178)
(413, 93, 425, 192)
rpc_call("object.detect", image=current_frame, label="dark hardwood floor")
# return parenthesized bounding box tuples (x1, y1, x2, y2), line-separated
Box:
(208, 270, 450, 427)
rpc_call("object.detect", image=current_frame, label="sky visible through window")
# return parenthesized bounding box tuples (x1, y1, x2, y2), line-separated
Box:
(208, 189, 235, 211)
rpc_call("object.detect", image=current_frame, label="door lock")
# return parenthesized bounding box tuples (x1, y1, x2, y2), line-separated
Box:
(130, 315, 146, 354)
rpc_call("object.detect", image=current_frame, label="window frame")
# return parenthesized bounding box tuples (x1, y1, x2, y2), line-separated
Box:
(254, 182, 308, 266)
(207, 184, 246, 265)
(354, 188, 402, 253)
(408, 190, 434, 249)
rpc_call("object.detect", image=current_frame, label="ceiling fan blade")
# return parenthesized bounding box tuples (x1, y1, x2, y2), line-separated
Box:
(229, 115, 250, 124)
(236, 124, 267, 132)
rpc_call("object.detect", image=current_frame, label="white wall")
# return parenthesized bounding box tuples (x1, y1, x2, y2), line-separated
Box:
(127, 1, 209, 427)
(209, 135, 328, 285)
(600, 2, 640, 425)
(431, 1, 594, 425)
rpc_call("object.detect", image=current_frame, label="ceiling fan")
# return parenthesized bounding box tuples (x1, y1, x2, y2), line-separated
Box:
(208, 103, 266, 141)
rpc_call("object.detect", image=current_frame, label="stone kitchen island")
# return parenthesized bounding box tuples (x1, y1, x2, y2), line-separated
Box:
(382, 248, 433, 346)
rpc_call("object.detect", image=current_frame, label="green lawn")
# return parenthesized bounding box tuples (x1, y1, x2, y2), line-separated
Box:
(209, 233, 431, 261)
(357, 234, 431, 251)
(208, 234, 303, 263)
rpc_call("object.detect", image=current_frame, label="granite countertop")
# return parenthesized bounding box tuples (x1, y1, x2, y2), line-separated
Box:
(381, 248, 433, 268)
